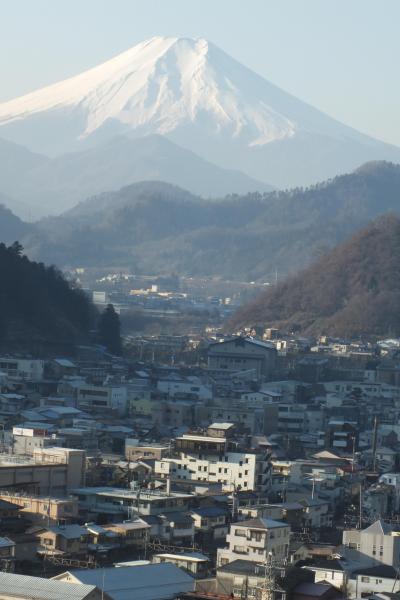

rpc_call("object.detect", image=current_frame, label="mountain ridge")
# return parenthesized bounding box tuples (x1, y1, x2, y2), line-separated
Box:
(5, 134, 272, 217)
(21, 161, 400, 279)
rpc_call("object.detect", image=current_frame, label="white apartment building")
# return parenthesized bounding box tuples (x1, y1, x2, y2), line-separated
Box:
(0, 358, 44, 381)
(157, 377, 212, 400)
(343, 520, 400, 568)
(76, 384, 127, 415)
(217, 517, 290, 566)
(155, 431, 271, 493)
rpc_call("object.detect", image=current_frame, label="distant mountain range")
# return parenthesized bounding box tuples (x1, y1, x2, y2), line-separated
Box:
(20, 161, 400, 281)
(0, 36, 399, 217)
(0, 134, 271, 218)
(231, 215, 400, 337)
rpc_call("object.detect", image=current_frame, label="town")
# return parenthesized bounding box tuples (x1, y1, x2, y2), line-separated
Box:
(0, 328, 399, 600)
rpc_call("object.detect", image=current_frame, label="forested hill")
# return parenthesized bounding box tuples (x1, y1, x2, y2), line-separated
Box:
(0, 243, 95, 353)
(231, 215, 400, 338)
(23, 161, 400, 280)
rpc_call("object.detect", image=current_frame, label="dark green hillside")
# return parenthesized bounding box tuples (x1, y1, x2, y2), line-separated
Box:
(0, 242, 94, 352)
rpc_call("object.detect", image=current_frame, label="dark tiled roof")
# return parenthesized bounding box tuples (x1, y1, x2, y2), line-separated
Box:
(218, 560, 265, 576)
(352, 565, 397, 579)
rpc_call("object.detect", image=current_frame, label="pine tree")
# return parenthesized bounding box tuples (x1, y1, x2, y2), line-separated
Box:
(98, 304, 122, 355)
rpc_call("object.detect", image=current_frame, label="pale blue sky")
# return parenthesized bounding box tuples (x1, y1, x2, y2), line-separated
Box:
(1, 0, 399, 145)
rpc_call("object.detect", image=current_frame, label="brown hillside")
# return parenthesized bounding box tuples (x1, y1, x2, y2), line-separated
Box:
(231, 215, 400, 337)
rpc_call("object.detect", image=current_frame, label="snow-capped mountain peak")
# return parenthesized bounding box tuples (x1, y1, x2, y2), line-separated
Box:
(0, 36, 296, 148)
(0, 36, 399, 189)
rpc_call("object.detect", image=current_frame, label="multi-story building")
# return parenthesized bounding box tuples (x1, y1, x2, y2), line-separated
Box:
(0, 491, 78, 525)
(70, 486, 194, 519)
(154, 426, 271, 493)
(208, 337, 277, 380)
(217, 517, 290, 566)
(0, 357, 44, 381)
(76, 384, 128, 415)
(343, 520, 400, 567)
(0, 447, 85, 496)
(125, 441, 169, 462)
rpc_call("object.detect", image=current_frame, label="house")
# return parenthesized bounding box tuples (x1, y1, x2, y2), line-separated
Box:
(36, 524, 90, 557)
(293, 581, 343, 600)
(217, 517, 290, 566)
(303, 559, 347, 590)
(0, 537, 16, 570)
(152, 552, 210, 578)
(347, 565, 400, 599)
(208, 337, 277, 380)
(102, 519, 150, 547)
(190, 505, 229, 539)
(0, 498, 21, 519)
(0, 492, 78, 525)
(53, 563, 194, 600)
(0, 572, 107, 600)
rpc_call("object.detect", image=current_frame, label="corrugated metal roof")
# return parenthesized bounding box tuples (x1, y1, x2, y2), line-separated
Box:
(60, 563, 194, 600)
(0, 572, 96, 600)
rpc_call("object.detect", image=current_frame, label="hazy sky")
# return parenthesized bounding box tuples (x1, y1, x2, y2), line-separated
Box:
(1, 0, 399, 145)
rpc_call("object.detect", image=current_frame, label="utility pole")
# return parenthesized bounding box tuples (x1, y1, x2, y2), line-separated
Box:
(358, 482, 363, 530)
(372, 416, 379, 472)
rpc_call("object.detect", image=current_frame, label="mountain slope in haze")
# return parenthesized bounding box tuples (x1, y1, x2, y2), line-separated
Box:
(23, 162, 400, 279)
(0, 136, 47, 191)
(231, 215, 400, 337)
(0, 36, 399, 188)
(0, 242, 94, 352)
(8, 134, 272, 217)
(0, 201, 32, 242)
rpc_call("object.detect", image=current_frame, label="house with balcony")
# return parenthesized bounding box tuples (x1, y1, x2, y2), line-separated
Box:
(217, 517, 290, 566)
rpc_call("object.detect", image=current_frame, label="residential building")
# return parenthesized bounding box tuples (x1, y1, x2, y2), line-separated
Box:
(155, 427, 271, 493)
(347, 565, 400, 598)
(76, 384, 128, 415)
(71, 486, 193, 519)
(0, 492, 78, 525)
(0, 358, 45, 381)
(343, 520, 400, 567)
(152, 552, 210, 578)
(208, 337, 277, 380)
(217, 517, 290, 566)
(37, 524, 90, 557)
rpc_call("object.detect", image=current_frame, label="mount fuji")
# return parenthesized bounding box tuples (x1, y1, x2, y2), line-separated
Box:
(0, 36, 399, 196)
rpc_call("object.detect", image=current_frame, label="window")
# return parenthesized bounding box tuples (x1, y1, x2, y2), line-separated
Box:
(43, 538, 53, 546)
(361, 577, 370, 583)
(235, 529, 246, 537)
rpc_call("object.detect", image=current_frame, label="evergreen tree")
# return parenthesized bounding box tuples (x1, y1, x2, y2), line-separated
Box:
(98, 304, 122, 355)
